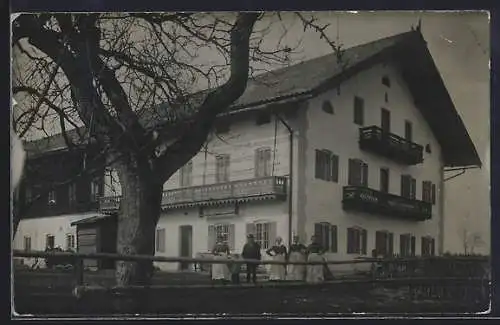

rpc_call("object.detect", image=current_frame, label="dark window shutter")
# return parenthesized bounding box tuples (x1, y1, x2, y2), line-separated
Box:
(315, 150, 323, 179)
(331, 225, 338, 253)
(431, 238, 436, 256)
(331, 154, 339, 183)
(254, 149, 260, 178)
(388, 233, 394, 255)
(348, 159, 355, 185)
(411, 236, 416, 256)
(323, 224, 330, 251)
(361, 229, 368, 254)
(421, 237, 427, 256)
(401, 175, 407, 197)
(314, 223, 323, 245)
(347, 228, 354, 254)
(324, 151, 332, 181)
(399, 234, 406, 257)
(431, 184, 436, 205)
(362, 163, 368, 187)
(411, 178, 417, 199)
(375, 231, 384, 255)
(208, 225, 216, 251)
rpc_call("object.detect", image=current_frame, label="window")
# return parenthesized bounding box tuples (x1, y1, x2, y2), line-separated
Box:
(68, 183, 77, 206)
(353, 96, 364, 125)
(179, 161, 193, 187)
(375, 230, 394, 256)
(315, 150, 339, 182)
(156, 228, 166, 253)
(23, 236, 31, 252)
(400, 233, 416, 257)
(245, 222, 276, 250)
(348, 159, 368, 187)
(48, 190, 56, 205)
(422, 181, 432, 203)
(381, 108, 391, 133)
(256, 111, 271, 125)
(380, 168, 390, 193)
(404, 120, 413, 142)
(208, 223, 236, 250)
(90, 178, 101, 201)
(431, 184, 436, 205)
(421, 236, 436, 256)
(45, 234, 55, 249)
(322, 100, 334, 114)
(66, 234, 75, 250)
(215, 154, 230, 183)
(347, 227, 367, 254)
(401, 175, 417, 199)
(314, 222, 338, 253)
(255, 147, 272, 178)
(384, 92, 389, 103)
(382, 75, 391, 87)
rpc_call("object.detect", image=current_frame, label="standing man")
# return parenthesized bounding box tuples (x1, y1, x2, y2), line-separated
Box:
(241, 234, 261, 284)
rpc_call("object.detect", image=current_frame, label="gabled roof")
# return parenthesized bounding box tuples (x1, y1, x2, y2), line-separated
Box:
(23, 30, 481, 167)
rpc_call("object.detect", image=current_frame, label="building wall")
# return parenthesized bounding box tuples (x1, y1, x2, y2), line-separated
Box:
(302, 62, 445, 268)
(154, 201, 288, 271)
(13, 212, 96, 267)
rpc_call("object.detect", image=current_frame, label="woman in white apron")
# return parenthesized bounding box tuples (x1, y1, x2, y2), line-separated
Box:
(266, 237, 287, 281)
(306, 235, 326, 284)
(211, 236, 231, 283)
(286, 236, 307, 281)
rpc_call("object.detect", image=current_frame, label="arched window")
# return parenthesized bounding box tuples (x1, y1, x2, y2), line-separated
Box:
(382, 75, 391, 87)
(322, 100, 334, 114)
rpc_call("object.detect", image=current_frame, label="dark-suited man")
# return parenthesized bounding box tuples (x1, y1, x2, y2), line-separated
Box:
(241, 234, 261, 283)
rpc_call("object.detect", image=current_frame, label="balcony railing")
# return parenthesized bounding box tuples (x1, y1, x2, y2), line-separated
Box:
(99, 176, 287, 212)
(342, 186, 432, 221)
(359, 126, 424, 165)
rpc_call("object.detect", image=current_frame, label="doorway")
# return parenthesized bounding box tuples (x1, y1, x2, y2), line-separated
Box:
(179, 225, 193, 271)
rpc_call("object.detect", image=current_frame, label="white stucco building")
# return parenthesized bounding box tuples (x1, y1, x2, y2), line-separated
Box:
(14, 29, 481, 272)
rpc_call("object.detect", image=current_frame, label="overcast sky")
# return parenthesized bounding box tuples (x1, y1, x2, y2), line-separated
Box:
(12, 11, 490, 254)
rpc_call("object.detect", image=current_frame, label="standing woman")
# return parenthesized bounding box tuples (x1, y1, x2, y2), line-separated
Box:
(211, 235, 231, 283)
(286, 236, 307, 281)
(305, 235, 326, 284)
(266, 237, 287, 281)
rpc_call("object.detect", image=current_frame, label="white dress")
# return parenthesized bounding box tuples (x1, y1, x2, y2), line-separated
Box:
(269, 253, 286, 281)
(211, 252, 230, 281)
(306, 253, 325, 283)
(286, 250, 306, 281)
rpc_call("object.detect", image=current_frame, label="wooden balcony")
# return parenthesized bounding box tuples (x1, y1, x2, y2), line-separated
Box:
(359, 126, 424, 165)
(342, 186, 432, 221)
(99, 176, 287, 212)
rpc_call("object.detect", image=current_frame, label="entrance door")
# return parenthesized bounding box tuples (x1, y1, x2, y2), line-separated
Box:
(179, 225, 193, 270)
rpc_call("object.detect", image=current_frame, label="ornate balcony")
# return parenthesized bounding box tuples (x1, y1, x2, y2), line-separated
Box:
(359, 126, 424, 165)
(342, 186, 432, 221)
(99, 176, 287, 212)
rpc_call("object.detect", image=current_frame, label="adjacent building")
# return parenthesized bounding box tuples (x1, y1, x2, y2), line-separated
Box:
(13, 29, 481, 272)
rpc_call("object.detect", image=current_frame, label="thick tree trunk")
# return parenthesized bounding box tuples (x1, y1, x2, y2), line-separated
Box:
(115, 165, 163, 288)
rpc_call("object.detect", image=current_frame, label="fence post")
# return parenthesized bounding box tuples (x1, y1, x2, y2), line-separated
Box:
(74, 257, 84, 286)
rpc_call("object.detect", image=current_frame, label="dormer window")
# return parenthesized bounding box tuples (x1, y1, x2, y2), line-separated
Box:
(382, 75, 391, 87)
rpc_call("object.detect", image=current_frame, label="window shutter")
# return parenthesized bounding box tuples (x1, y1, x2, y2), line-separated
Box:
(265, 148, 272, 176)
(330, 225, 338, 253)
(314, 223, 323, 245)
(362, 163, 368, 187)
(228, 224, 235, 251)
(361, 229, 367, 254)
(411, 236, 416, 256)
(347, 228, 353, 254)
(421, 181, 427, 202)
(315, 150, 323, 179)
(421, 237, 427, 256)
(431, 184, 436, 204)
(331, 154, 339, 182)
(399, 234, 406, 257)
(268, 222, 277, 246)
(375, 231, 384, 255)
(431, 238, 435, 256)
(411, 178, 417, 199)
(388, 233, 394, 256)
(323, 224, 330, 251)
(246, 223, 256, 238)
(254, 149, 260, 177)
(208, 225, 216, 251)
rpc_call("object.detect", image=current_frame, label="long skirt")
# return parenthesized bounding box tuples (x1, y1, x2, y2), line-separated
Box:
(211, 254, 230, 281)
(306, 253, 325, 283)
(286, 252, 306, 281)
(268, 254, 286, 281)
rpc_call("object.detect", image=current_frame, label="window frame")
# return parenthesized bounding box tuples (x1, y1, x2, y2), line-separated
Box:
(353, 96, 365, 126)
(347, 227, 367, 255)
(215, 154, 230, 183)
(155, 228, 166, 253)
(255, 147, 272, 178)
(315, 149, 339, 182)
(314, 222, 338, 253)
(348, 158, 368, 187)
(179, 160, 194, 187)
(379, 168, 390, 193)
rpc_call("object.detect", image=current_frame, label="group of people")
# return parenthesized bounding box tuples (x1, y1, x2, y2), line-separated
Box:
(211, 233, 329, 284)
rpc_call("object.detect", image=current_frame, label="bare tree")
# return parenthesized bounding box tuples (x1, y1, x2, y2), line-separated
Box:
(12, 12, 342, 286)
